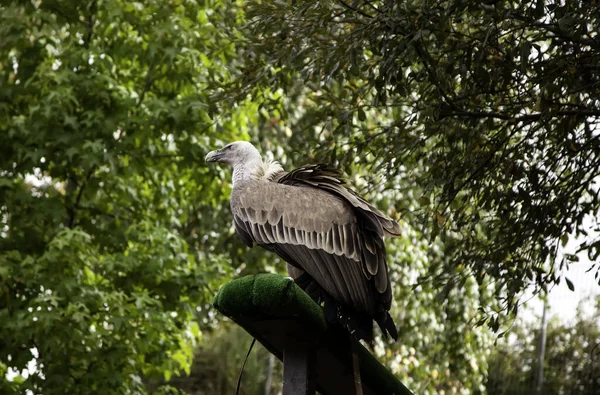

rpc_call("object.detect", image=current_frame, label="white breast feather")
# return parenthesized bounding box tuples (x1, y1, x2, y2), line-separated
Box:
(252, 159, 283, 181)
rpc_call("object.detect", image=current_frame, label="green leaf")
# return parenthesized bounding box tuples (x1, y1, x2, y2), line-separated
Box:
(565, 277, 575, 292)
(357, 108, 366, 122)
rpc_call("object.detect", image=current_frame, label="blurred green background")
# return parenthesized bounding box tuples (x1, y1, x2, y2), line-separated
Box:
(1, 1, 598, 394)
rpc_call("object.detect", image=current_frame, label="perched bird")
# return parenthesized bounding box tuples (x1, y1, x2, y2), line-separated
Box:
(206, 141, 400, 342)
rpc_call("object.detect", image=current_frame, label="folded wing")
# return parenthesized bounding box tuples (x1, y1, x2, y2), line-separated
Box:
(231, 166, 399, 341)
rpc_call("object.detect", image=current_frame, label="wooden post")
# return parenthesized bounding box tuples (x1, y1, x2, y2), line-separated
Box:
(282, 331, 316, 395)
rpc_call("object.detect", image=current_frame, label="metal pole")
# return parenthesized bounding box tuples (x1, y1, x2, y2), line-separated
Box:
(535, 301, 548, 394)
(264, 354, 275, 395)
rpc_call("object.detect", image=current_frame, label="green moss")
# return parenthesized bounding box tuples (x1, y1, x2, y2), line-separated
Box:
(213, 274, 327, 331)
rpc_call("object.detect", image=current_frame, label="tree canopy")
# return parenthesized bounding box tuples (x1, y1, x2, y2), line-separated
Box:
(0, 0, 248, 392)
(229, 0, 600, 325)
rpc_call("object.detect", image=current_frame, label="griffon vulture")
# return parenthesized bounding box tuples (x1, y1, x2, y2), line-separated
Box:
(206, 141, 400, 342)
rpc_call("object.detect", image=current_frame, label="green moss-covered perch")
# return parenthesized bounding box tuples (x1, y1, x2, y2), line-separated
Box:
(213, 274, 413, 395)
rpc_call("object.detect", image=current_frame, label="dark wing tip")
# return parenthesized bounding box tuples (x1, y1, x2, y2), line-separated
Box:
(382, 219, 402, 237)
(378, 311, 398, 341)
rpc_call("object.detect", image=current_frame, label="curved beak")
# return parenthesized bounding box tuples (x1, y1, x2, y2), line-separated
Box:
(205, 149, 222, 163)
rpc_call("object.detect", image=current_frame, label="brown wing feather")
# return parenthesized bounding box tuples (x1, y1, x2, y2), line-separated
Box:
(278, 165, 397, 296)
(231, 176, 397, 340)
(278, 164, 402, 237)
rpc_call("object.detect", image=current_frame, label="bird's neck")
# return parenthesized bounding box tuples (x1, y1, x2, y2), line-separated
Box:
(232, 159, 262, 187)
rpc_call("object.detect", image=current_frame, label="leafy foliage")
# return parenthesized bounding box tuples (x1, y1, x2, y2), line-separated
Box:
(166, 325, 282, 395)
(230, 0, 600, 325)
(2, 0, 597, 393)
(0, 0, 251, 392)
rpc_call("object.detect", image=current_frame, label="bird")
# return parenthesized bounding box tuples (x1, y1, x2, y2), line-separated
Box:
(206, 141, 400, 342)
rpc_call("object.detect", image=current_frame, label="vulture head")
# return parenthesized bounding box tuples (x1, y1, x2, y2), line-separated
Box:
(205, 141, 283, 184)
(205, 141, 261, 166)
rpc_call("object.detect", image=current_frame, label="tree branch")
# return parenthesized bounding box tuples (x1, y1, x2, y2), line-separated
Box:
(510, 13, 598, 47)
(413, 41, 460, 111)
(338, 1, 373, 19)
(84, 1, 97, 49)
(439, 109, 600, 122)
(137, 59, 156, 108)
(443, 122, 538, 212)
(67, 166, 96, 228)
